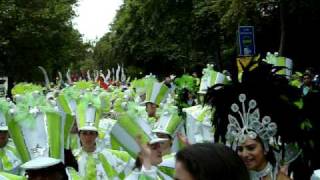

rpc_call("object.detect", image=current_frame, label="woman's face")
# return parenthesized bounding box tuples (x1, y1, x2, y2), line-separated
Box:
(174, 161, 194, 180)
(149, 143, 163, 165)
(237, 138, 268, 171)
(146, 103, 157, 117)
(79, 130, 98, 150)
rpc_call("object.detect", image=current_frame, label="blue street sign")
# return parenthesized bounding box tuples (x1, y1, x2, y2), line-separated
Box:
(238, 26, 256, 56)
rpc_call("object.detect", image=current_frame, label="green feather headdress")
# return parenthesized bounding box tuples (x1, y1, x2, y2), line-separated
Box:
(0, 98, 11, 115)
(73, 81, 96, 91)
(11, 83, 44, 96)
(13, 93, 55, 129)
(174, 75, 198, 93)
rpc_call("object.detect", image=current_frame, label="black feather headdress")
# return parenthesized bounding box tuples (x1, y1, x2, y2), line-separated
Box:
(204, 58, 303, 147)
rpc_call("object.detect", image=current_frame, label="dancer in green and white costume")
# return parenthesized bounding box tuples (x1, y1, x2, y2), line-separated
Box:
(73, 91, 134, 180)
(9, 83, 80, 180)
(143, 81, 169, 128)
(0, 98, 22, 175)
(125, 136, 172, 180)
(110, 111, 171, 180)
(182, 105, 215, 144)
(153, 102, 184, 179)
(57, 86, 81, 151)
(9, 93, 67, 179)
(74, 129, 134, 179)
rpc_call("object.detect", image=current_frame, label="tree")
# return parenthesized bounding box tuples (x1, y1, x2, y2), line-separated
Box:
(94, 0, 320, 77)
(0, 0, 90, 83)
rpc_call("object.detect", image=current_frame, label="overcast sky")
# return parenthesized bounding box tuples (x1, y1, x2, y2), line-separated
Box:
(72, 0, 123, 42)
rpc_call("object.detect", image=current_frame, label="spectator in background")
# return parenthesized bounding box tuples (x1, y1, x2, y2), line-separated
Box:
(305, 67, 315, 78)
(182, 89, 196, 106)
(164, 76, 172, 88)
(301, 73, 314, 96)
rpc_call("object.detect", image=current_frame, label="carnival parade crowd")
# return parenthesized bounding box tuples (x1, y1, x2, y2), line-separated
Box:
(0, 52, 320, 180)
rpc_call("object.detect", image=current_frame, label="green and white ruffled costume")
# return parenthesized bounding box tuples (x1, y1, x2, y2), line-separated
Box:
(73, 148, 134, 180)
(158, 153, 176, 179)
(0, 139, 22, 175)
(125, 166, 173, 180)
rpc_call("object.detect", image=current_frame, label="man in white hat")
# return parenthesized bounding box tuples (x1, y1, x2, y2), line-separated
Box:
(125, 135, 170, 180)
(74, 123, 135, 180)
(143, 82, 170, 126)
(73, 92, 135, 180)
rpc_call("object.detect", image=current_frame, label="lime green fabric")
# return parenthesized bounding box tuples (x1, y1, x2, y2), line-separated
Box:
(108, 149, 132, 163)
(110, 134, 127, 152)
(76, 95, 102, 130)
(165, 114, 181, 135)
(118, 114, 150, 145)
(0, 150, 13, 171)
(0, 172, 26, 180)
(158, 154, 175, 178)
(98, 153, 117, 178)
(7, 119, 30, 162)
(85, 153, 97, 180)
(196, 107, 211, 122)
(66, 167, 81, 180)
(113, 98, 125, 113)
(0, 98, 10, 117)
(112, 114, 151, 158)
(209, 70, 218, 86)
(73, 81, 96, 90)
(57, 94, 73, 115)
(277, 57, 286, 75)
(75, 148, 134, 180)
(294, 98, 304, 109)
(158, 166, 174, 178)
(0, 142, 22, 173)
(147, 117, 157, 128)
(11, 83, 43, 96)
(138, 175, 158, 180)
(145, 85, 154, 104)
(46, 112, 62, 159)
(69, 134, 80, 151)
(125, 168, 165, 180)
(99, 93, 111, 113)
(77, 102, 87, 128)
(154, 85, 169, 105)
(174, 75, 198, 93)
(64, 114, 74, 149)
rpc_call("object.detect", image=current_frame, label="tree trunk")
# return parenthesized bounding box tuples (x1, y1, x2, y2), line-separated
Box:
(279, 0, 286, 56)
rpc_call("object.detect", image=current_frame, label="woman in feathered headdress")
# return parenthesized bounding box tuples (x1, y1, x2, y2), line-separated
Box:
(204, 57, 304, 180)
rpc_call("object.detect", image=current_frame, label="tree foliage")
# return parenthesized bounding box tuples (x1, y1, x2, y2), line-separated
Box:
(94, 0, 320, 77)
(0, 0, 90, 82)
